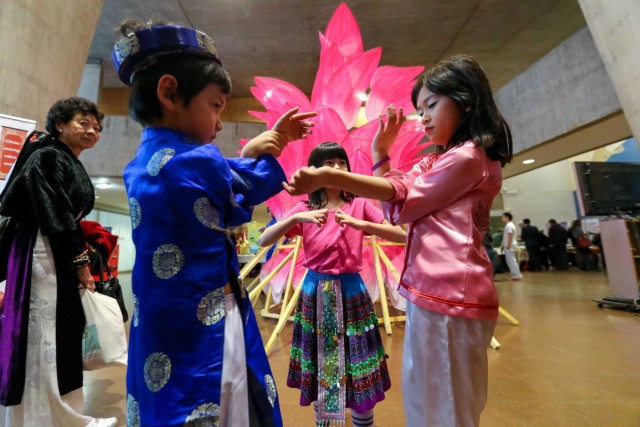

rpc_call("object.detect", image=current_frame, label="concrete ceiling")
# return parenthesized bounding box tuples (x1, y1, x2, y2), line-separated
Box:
(90, 0, 586, 97)
(87, 0, 595, 214)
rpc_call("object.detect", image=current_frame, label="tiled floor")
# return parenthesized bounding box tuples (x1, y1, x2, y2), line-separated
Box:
(7, 269, 640, 426)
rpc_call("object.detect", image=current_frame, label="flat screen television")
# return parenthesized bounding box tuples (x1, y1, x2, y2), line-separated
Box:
(572, 161, 640, 216)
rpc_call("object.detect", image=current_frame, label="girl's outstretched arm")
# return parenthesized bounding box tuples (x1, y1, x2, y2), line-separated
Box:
(283, 167, 395, 201)
(258, 209, 328, 247)
(335, 210, 406, 243)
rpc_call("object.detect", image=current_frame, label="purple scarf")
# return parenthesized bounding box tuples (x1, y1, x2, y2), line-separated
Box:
(0, 229, 35, 405)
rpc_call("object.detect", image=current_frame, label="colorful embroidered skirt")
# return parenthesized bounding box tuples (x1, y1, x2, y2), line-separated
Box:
(287, 270, 391, 423)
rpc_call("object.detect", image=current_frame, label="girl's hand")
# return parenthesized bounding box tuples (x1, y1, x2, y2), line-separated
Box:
(296, 209, 329, 227)
(273, 107, 317, 144)
(335, 209, 364, 230)
(77, 265, 95, 292)
(283, 166, 328, 195)
(372, 104, 404, 159)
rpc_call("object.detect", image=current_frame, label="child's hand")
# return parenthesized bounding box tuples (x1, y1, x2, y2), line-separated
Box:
(282, 166, 327, 195)
(296, 209, 329, 227)
(241, 108, 316, 159)
(273, 107, 317, 143)
(372, 104, 404, 157)
(335, 209, 364, 230)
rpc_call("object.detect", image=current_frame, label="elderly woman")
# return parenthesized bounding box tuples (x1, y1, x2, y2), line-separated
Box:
(0, 97, 117, 427)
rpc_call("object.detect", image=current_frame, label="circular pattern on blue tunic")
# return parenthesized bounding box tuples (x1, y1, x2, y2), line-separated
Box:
(129, 197, 141, 229)
(144, 352, 172, 392)
(184, 402, 220, 426)
(197, 288, 226, 326)
(193, 197, 220, 229)
(152, 244, 185, 279)
(265, 374, 277, 407)
(146, 148, 175, 176)
(126, 394, 140, 427)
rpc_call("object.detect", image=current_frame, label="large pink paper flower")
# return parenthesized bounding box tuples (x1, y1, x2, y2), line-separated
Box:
(248, 3, 429, 307)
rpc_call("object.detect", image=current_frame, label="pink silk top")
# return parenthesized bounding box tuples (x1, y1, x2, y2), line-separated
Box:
(285, 198, 384, 275)
(382, 141, 502, 320)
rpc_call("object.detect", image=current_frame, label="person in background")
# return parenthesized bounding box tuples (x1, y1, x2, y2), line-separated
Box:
(484, 226, 499, 276)
(537, 229, 550, 271)
(502, 212, 522, 281)
(259, 142, 404, 427)
(0, 97, 117, 426)
(570, 219, 597, 271)
(547, 219, 569, 271)
(81, 220, 119, 277)
(520, 218, 540, 272)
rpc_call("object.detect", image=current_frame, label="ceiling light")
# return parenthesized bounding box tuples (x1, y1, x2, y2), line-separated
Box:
(522, 159, 535, 165)
(95, 182, 111, 189)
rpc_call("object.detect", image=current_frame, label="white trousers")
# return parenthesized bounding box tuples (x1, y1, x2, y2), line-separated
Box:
(219, 294, 248, 427)
(3, 233, 94, 427)
(402, 302, 496, 427)
(504, 249, 522, 279)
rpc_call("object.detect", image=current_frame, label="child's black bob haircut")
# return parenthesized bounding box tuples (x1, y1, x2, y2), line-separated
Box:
(119, 20, 232, 126)
(411, 54, 513, 167)
(306, 142, 355, 210)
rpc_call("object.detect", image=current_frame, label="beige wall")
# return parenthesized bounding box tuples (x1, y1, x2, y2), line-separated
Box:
(0, 0, 104, 127)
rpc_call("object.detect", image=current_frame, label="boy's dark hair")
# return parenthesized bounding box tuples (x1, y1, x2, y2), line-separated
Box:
(411, 55, 513, 166)
(523, 218, 531, 225)
(306, 142, 355, 210)
(45, 97, 104, 139)
(503, 212, 513, 221)
(119, 20, 232, 126)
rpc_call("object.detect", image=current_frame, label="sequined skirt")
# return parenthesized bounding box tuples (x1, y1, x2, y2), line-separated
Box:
(287, 270, 390, 419)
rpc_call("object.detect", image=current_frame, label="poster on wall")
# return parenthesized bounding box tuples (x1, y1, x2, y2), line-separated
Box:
(0, 114, 36, 189)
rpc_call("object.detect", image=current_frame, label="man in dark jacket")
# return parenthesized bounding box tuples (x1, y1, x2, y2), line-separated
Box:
(548, 219, 569, 270)
(520, 218, 540, 271)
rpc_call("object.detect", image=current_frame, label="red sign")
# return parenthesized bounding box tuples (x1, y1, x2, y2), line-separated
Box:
(0, 127, 27, 179)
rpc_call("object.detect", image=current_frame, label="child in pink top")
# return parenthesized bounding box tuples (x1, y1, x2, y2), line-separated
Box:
(283, 56, 514, 426)
(259, 142, 405, 427)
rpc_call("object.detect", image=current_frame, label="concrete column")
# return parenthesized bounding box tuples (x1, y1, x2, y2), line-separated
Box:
(0, 0, 104, 127)
(579, 0, 640, 140)
(78, 62, 103, 103)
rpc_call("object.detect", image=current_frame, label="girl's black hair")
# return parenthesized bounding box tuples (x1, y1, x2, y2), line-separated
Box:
(45, 97, 104, 139)
(306, 142, 355, 209)
(411, 55, 513, 166)
(120, 20, 232, 126)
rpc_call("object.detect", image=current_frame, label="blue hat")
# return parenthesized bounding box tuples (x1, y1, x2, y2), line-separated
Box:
(113, 25, 222, 86)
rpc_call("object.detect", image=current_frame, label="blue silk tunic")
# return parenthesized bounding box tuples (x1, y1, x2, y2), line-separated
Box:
(123, 128, 284, 427)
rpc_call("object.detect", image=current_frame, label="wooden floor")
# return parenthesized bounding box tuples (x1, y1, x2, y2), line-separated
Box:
(9, 269, 640, 426)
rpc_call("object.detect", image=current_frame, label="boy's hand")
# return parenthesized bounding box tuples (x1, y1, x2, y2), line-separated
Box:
(273, 107, 317, 143)
(241, 107, 317, 158)
(282, 166, 328, 195)
(296, 209, 329, 227)
(372, 104, 404, 159)
(335, 209, 364, 230)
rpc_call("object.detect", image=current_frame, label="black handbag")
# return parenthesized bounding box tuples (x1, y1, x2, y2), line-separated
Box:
(94, 252, 129, 322)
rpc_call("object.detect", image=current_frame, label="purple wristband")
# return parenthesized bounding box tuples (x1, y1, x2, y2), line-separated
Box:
(371, 155, 390, 171)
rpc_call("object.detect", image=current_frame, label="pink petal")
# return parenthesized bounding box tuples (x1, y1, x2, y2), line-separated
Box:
(365, 66, 425, 121)
(323, 3, 363, 59)
(251, 77, 312, 113)
(316, 48, 381, 128)
(312, 35, 348, 106)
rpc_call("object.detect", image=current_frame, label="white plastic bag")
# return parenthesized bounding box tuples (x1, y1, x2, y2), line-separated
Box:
(81, 289, 128, 370)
